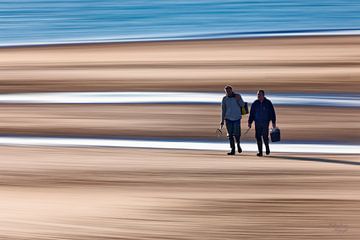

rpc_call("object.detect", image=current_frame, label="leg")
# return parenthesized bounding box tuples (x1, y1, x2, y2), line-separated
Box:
(263, 127, 270, 155)
(255, 125, 263, 156)
(226, 120, 235, 155)
(233, 120, 242, 153)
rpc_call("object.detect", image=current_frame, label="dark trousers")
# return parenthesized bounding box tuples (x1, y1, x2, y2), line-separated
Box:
(255, 123, 270, 154)
(225, 119, 241, 150)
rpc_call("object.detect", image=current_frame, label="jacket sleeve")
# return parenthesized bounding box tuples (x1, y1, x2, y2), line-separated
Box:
(236, 94, 245, 107)
(248, 101, 256, 124)
(269, 101, 276, 124)
(221, 97, 226, 122)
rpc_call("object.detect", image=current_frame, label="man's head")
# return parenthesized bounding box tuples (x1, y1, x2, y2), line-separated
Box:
(257, 89, 265, 102)
(224, 85, 233, 96)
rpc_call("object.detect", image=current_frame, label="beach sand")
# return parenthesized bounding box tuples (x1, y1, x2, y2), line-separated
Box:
(0, 104, 358, 143)
(0, 36, 359, 239)
(0, 146, 359, 239)
(0, 36, 359, 93)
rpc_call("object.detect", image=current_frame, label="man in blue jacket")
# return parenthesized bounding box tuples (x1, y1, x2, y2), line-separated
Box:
(248, 90, 276, 157)
(220, 85, 245, 155)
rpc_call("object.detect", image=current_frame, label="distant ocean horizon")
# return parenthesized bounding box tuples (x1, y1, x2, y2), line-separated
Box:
(1, 0, 359, 47)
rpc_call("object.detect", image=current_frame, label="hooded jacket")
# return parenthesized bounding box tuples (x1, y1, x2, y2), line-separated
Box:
(221, 93, 245, 121)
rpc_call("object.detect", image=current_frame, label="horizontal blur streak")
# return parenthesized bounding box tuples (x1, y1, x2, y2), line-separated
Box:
(0, 92, 359, 107)
(0, 0, 359, 46)
(0, 104, 358, 143)
(0, 34, 359, 239)
(0, 136, 359, 154)
(0, 36, 359, 94)
(0, 146, 359, 239)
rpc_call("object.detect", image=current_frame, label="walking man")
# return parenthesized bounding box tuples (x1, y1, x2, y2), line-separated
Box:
(220, 85, 245, 155)
(248, 90, 276, 156)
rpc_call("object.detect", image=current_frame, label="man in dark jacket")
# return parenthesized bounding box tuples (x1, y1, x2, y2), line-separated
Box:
(248, 90, 276, 156)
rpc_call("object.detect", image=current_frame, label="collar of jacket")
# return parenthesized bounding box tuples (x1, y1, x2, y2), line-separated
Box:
(227, 93, 237, 98)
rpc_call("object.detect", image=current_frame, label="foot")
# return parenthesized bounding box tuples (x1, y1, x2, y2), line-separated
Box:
(265, 144, 270, 155)
(227, 151, 235, 155)
(257, 152, 263, 157)
(237, 144, 242, 153)
(266, 149, 270, 155)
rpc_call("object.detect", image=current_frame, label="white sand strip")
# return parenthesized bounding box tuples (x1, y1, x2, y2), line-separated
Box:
(0, 136, 359, 154)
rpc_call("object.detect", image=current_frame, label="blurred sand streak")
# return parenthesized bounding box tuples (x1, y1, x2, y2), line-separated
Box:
(0, 104, 358, 143)
(0, 35, 359, 239)
(0, 146, 359, 239)
(0, 36, 359, 93)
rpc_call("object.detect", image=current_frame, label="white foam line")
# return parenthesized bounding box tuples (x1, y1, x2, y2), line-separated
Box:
(0, 92, 358, 107)
(1, 29, 360, 47)
(0, 136, 359, 154)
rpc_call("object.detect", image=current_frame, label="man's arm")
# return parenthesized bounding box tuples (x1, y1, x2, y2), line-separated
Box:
(269, 101, 277, 128)
(248, 101, 256, 128)
(221, 97, 226, 127)
(235, 94, 245, 107)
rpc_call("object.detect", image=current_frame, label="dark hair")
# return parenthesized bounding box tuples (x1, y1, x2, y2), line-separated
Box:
(258, 90, 265, 96)
(224, 85, 232, 90)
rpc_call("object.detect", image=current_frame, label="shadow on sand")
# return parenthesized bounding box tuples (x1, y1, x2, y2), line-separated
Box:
(269, 155, 360, 166)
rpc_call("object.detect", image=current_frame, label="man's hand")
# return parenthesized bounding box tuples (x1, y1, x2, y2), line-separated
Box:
(220, 121, 224, 129)
(248, 123, 252, 128)
(272, 122, 277, 129)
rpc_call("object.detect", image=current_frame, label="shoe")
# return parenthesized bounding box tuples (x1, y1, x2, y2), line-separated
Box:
(237, 144, 242, 153)
(257, 153, 263, 157)
(266, 149, 270, 155)
(227, 149, 235, 155)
